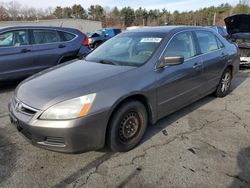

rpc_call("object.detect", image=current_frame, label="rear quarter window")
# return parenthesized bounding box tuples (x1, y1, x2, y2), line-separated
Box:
(60, 31, 76, 42)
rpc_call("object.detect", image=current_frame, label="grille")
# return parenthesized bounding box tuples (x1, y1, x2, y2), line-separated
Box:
(239, 48, 250, 57)
(13, 97, 38, 116)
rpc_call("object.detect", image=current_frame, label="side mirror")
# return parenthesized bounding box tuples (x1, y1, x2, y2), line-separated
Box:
(157, 56, 184, 69)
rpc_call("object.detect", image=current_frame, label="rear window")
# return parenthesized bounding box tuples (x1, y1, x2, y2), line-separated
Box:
(32, 30, 61, 44)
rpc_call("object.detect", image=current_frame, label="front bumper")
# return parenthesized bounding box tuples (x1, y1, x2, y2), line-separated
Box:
(8, 98, 109, 153)
(240, 57, 250, 66)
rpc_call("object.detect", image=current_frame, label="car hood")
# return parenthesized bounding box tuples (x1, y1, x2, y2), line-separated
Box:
(15, 60, 135, 110)
(225, 14, 250, 35)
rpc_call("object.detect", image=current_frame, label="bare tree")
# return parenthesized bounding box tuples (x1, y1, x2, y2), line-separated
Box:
(0, 5, 8, 20)
(6, 1, 21, 20)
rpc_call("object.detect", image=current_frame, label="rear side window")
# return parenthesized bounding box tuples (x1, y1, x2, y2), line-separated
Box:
(14, 30, 29, 46)
(61, 31, 76, 41)
(195, 31, 220, 53)
(163, 31, 196, 60)
(32, 30, 61, 44)
(0, 30, 28, 47)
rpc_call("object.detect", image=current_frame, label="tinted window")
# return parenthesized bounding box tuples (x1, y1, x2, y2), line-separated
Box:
(33, 30, 60, 44)
(0, 31, 14, 47)
(196, 31, 219, 53)
(61, 32, 75, 41)
(163, 32, 196, 60)
(114, 29, 121, 35)
(0, 30, 28, 47)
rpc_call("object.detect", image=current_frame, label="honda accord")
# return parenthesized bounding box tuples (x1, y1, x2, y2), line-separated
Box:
(9, 26, 240, 153)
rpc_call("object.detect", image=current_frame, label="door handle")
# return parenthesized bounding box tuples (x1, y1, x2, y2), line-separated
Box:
(220, 52, 228, 59)
(58, 44, 66, 48)
(21, 48, 31, 53)
(193, 63, 202, 69)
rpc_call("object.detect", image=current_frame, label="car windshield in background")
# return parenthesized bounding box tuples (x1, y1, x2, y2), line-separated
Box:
(85, 33, 163, 66)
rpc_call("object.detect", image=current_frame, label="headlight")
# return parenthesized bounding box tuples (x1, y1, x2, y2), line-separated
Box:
(88, 38, 93, 43)
(40, 93, 96, 120)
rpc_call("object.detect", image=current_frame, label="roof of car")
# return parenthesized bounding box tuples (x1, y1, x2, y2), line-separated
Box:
(0, 25, 76, 31)
(126, 26, 207, 33)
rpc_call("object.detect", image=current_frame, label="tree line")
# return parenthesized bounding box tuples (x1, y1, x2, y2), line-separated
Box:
(0, 0, 250, 28)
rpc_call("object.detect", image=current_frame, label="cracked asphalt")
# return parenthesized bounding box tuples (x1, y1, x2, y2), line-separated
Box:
(0, 70, 250, 188)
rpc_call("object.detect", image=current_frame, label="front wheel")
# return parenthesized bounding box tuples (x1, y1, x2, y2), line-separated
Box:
(108, 100, 148, 152)
(215, 68, 232, 98)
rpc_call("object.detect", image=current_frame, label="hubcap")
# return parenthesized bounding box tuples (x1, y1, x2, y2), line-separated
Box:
(119, 111, 141, 142)
(221, 72, 231, 93)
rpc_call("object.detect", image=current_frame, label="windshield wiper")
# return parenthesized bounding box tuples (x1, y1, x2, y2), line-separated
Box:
(98, 59, 118, 65)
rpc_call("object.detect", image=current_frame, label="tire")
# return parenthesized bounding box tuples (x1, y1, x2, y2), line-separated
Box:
(108, 100, 148, 152)
(215, 68, 232, 98)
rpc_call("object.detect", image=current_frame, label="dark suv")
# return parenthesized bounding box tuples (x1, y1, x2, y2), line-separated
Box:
(0, 26, 90, 81)
(88, 28, 122, 48)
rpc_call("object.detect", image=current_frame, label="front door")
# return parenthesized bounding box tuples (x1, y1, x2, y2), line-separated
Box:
(0, 29, 34, 79)
(156, 31, 204, 119)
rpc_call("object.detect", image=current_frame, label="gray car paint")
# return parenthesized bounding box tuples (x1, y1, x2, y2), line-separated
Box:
(9, 26, 240, 153)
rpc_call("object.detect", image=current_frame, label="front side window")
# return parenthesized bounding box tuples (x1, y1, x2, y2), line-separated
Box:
(0, 30, 28, 47)
(86, 33, 163, 66)
(195, 31, 220, 53)
(0, 31, 14, 47)
(33, 30, 60, 44)
(163, 32, 196, 60)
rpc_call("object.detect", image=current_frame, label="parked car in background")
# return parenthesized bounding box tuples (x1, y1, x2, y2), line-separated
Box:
(9, 26, 239, 153)
(88, 28, 122, 48)
(225, 14, 250, 67)
(207, 26, 228, 38)
(0, 26, 90, 81)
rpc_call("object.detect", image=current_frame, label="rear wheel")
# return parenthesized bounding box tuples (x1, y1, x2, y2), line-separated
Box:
(108, 100, 148, 152)
(215, 68, 232, 97)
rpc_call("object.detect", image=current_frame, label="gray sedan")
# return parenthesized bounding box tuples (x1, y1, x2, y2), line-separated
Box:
(9, 26, 240, 153)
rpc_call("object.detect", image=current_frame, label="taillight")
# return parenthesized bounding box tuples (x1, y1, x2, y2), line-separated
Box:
(77, 29, 89, 46)
(83, 36, 89, 46)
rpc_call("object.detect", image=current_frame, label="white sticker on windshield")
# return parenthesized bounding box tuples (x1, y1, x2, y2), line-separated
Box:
(140, 38, 162, 43)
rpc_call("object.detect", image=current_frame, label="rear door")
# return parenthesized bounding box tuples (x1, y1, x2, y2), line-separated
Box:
(30, 29, 74, 70)
(156, 31, 204, 118)
(0, 29, 34, 79)
(194, 30, 228, 91)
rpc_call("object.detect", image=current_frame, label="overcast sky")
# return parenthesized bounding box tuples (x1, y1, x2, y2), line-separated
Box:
(2, 0, 239, 12)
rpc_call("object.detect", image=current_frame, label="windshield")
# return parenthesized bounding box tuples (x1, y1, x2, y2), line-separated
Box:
(85, 33, 163, 67)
